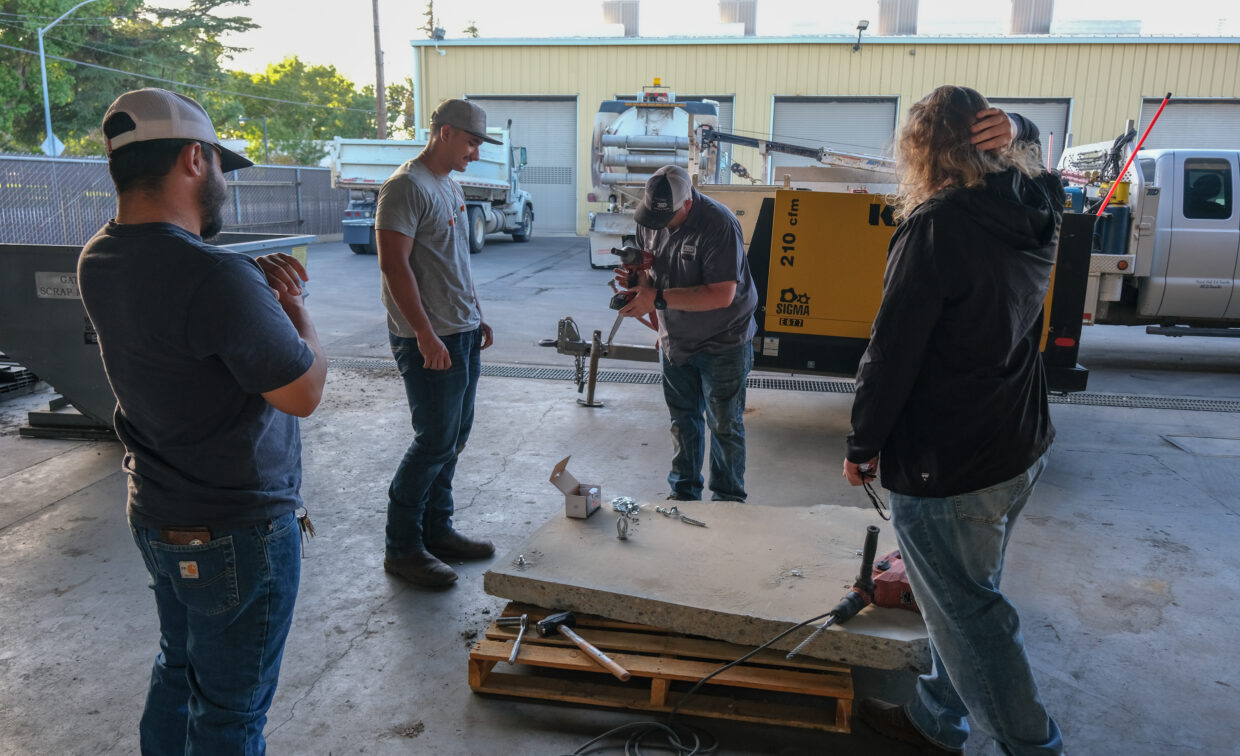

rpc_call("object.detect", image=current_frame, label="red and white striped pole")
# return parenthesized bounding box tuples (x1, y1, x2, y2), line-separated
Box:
(1097, 92, 1172, 216)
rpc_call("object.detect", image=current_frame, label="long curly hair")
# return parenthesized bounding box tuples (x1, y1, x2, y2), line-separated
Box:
(892, 85, 1045, 219)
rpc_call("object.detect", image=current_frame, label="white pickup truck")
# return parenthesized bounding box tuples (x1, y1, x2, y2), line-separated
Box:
(328, 129, 533, 255)
(1059, 142, 1239, 335)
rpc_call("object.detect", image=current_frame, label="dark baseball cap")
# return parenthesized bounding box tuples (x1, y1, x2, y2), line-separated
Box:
(430, 99, 503, 145)
(103, 88, 253, 172)
(635, 165, 692, 229)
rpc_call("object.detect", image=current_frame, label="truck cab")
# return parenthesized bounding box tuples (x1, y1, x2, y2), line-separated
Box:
(1135, 150, 1239, 324)
(1061, 144, 1240, 332)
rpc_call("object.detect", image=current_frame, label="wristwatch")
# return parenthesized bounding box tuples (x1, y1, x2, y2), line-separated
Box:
(654, 288, 667, 311)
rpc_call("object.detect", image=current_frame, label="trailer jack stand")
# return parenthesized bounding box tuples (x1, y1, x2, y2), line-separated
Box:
(577, 330, 605, 407)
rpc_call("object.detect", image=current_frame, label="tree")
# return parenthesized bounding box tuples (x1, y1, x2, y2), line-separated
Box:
(462, 21, 478, 38)
(0, 0, 255, 154)
(385, 77, 417, 138)
(222, 57, 375, 165)
(418, 0, 437, 38)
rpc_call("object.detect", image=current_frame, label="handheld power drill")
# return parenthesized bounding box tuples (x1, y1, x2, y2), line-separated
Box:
(786, 525, 880, 659)
(609, 245, 654, 310)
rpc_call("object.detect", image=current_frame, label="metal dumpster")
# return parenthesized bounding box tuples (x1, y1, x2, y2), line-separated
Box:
(0, 232, 314, 433)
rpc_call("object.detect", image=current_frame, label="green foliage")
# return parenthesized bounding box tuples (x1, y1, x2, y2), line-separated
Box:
(0, 0, 384, 164)
(0, 0, 256, 154)
(462, 20, 478, 38)
(220, 57, 376, 165)
(385, 77, 417, 139)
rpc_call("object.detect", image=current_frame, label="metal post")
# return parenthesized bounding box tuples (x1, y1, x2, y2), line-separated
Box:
(261, 117, 269, 164)
(294, 168, 304, 228)
(576, 330, 605, 407)
(232, 173, 242, 228)
(38, 0, 103, 155)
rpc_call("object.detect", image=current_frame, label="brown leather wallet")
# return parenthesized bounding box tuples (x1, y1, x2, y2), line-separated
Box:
(160, 528, 212, 545)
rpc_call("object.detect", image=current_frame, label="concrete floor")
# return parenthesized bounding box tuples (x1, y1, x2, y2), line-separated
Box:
(2, 237, 1239, 755)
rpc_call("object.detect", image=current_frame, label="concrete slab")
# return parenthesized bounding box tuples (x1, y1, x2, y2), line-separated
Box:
(485, 501, 928, 671)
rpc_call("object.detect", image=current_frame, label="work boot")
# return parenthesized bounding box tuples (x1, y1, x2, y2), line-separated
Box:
(425, 530, 495, 561)
(384, 550, 458, 588)
(858, 699, 964, 755)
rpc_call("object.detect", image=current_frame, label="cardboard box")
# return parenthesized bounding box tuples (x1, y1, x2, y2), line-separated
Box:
(550, 456, 601, 519)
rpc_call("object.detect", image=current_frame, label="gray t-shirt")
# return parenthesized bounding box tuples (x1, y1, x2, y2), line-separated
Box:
(637, 190, 758, 364)
(375, 158, 480, 337)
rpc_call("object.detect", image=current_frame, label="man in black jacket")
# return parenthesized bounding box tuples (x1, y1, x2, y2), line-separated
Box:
(844, 86, 1066, 756)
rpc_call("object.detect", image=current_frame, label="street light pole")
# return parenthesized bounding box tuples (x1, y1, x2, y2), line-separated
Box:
(39, 0, 104, 156)
(238, 115, 269, 164)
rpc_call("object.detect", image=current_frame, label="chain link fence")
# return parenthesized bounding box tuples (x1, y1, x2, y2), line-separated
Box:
(0, 153, 349, 246)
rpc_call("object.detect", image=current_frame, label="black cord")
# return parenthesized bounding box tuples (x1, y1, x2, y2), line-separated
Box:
(862, 479, 890, 521)
(561, 610, 833, 756)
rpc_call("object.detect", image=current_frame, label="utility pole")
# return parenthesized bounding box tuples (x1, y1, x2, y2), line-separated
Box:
(372, 0, 387, 139)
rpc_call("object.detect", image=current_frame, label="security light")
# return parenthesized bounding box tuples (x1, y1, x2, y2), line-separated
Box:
(853, 19, 869, 52)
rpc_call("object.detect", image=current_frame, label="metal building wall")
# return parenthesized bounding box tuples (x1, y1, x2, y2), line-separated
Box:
(413, 38, 1240, 235)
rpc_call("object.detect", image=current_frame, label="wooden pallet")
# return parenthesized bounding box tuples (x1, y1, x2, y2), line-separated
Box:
(468, 603, 854, 733)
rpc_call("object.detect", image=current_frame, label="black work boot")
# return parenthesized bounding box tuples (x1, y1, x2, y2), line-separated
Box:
(858, 699, 964, 755)
(425, 530, 495, 561)
(384, 550, 458, 587)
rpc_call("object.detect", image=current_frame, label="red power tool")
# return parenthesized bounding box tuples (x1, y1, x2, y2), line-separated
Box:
(873, 548, 919, 613)
(786, 526, 919, 659)
(608, 245, 654, 310)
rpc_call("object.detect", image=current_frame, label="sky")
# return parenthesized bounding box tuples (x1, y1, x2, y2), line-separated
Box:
(211, 0, 1237, 91)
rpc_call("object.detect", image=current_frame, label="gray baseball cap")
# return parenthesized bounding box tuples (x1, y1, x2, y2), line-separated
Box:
(635, 165, 692, 229)
(102, 88, 254, 172)
(430, 99, 503, 145)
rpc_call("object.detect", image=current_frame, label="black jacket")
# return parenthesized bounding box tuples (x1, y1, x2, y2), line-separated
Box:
(846, 149, 1065, 497)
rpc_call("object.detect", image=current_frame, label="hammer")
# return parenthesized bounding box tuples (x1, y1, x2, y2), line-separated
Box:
(536, 611, 631, 681)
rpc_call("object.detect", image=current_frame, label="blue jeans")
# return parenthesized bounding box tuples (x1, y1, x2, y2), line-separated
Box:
(386, 328, 481, 557)
(660, 342, 752, 502)
(890, 451, 1064, 756)
(130, 511, 301, 755)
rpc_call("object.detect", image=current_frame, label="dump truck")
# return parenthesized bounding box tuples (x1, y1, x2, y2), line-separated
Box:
(328, 129, 533, 255)
(1058, 137, 1240, 336)
(587, 81, 718, 268)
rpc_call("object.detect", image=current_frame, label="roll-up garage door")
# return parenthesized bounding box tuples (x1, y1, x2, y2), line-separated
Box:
(769, 97, 897, 181)
(988, 98, 1070, 169)
(1139, 99, 1240, 150)
(467, 97, 578, 233)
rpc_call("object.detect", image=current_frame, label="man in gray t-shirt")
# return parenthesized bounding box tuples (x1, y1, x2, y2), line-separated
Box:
(374, 99, 497, 587)
(617, 165, 758, 502)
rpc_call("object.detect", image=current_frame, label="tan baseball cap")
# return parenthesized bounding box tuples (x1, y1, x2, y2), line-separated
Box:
(635, 165, 692, 229)
(430, 99, 503, 145)
(102, 88, 254, 172)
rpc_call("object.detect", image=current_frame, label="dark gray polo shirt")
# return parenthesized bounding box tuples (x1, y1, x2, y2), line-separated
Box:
(636, 190, 758, 364)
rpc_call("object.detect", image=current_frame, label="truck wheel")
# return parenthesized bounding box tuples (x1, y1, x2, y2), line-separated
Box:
(512, 206, 533, 242)
(349, 228, 377, 255)
(468, 206, 485, 254)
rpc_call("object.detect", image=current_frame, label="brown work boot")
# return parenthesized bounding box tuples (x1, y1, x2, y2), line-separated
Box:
(425, 530, 495, 561)
(384, 550, 458, 587)
(858, 699, 964, 755)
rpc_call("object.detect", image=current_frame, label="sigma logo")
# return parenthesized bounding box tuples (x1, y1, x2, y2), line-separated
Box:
(776, 288, 811, 316)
